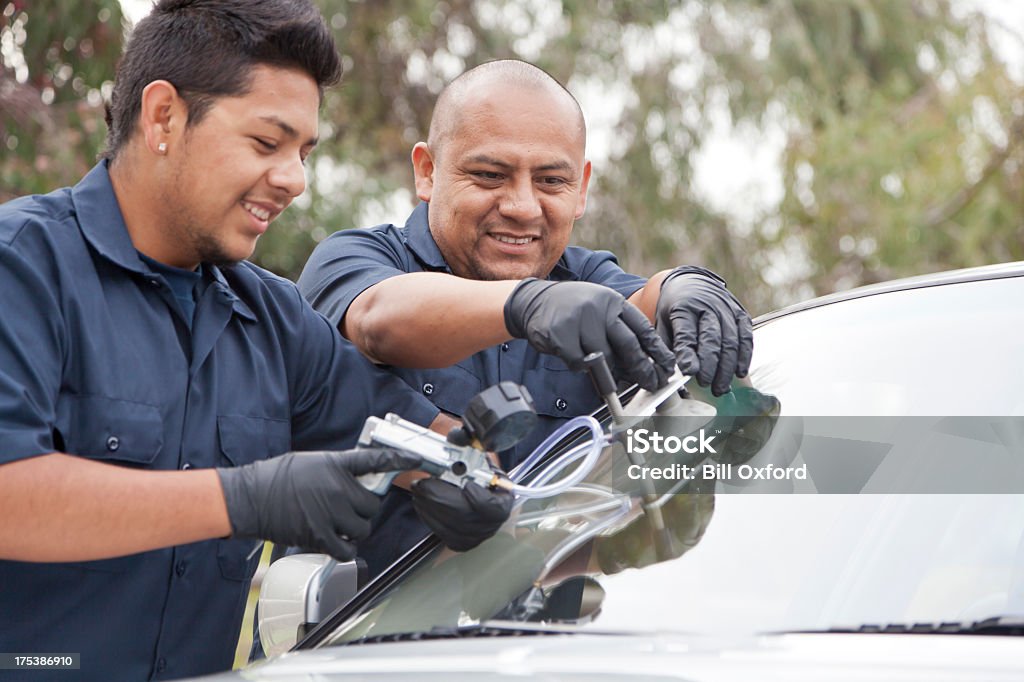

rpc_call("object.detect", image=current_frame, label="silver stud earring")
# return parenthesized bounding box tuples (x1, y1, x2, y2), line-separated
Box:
(157, 142, 167, 153)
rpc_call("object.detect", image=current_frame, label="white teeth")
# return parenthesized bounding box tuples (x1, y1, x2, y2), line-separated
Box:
(494, 235, 533, 245)
(242, 201, 271, 221)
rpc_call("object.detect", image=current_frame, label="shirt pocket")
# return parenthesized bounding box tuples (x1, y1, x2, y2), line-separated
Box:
(216, 414, 292, 467)
(217, 536, 263, 582)
(521, 355, 603, 418)
(50, 396, 160, 574)
(215, 415, 290, 581)
(55, 395, 163, 466)
(397, 363, 482, 417)
(31, 554, 142, 576)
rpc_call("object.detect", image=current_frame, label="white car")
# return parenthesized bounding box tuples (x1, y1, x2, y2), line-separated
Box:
(196, 261, 1024, 680)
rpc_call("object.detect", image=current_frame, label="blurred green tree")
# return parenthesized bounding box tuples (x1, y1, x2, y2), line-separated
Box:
(1, 0, 124, 199)
(3, 0, 1021, 312)
(733, 0, 1024, 301)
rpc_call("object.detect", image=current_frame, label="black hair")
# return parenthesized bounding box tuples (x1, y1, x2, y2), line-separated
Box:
(102, 0, 342, 160)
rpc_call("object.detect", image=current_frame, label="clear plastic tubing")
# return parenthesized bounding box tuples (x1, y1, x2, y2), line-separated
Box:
(510, 415, 605, 483)
(504, 415, 605, 499)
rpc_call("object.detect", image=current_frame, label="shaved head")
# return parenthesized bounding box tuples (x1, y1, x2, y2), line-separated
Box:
(411, 59, 592, 282)
(427, 60, 586, 159)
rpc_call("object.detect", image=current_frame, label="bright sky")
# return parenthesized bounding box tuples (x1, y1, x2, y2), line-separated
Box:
(118, 0, 1023, 228)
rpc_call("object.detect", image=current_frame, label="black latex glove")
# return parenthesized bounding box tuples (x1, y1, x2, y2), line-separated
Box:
(410, 476, 514, 552)
(504, 278, 675, 392)
(656, 266, 753, 396)
(217, 448, 420, 561)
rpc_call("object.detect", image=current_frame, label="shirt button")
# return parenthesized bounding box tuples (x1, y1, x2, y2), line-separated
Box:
(555, 398, 568, 411)
(180, 462, 193, 471)
(106, 436, 120, 451)
(175, 561, 186, 577)
(156, 657, 167, 672)
(500, 343, 510, 352)
(422, 383, 434, 396)
(149, 278, 161, 288)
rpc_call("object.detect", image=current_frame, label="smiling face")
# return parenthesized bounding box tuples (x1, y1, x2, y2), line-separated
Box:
(413, 80, 591, 281)
(155, 65, 320, 268)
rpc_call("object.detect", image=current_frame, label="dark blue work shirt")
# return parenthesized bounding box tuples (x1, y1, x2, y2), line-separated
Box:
(297, 202, 645, 576)
(138, 252, 201, 328)
(0, 163, 438, 681)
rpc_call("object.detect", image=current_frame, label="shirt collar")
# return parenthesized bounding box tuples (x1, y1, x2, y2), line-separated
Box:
(549, 257, 577, 282)
(403, 202, 450, 271)
(71, 161, 255, 321)
(403, 201, 577, 281)
(206, 265, 257, 321)
(71, 161, 151, 277)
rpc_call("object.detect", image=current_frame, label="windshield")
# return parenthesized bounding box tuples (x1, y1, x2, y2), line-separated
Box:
(325, 276, 1024, 644)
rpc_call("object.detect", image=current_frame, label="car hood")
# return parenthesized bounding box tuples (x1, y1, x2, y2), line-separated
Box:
(195, 631, 1024, 681)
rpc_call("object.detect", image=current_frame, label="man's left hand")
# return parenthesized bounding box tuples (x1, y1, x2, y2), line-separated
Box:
(656, 266, 753, 396)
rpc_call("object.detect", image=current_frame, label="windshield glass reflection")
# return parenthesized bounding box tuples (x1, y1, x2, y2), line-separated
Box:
(327, 277, 1024, 645)
(327, 387, 778, 644)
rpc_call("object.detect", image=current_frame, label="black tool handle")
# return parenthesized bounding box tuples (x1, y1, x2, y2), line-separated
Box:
(584, 352, 616, 397)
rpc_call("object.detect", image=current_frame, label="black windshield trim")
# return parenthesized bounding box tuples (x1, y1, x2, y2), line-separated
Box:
(782, 616, 1024, 637)
(334, 621, 635, 647)
(294, 388, 637, 650)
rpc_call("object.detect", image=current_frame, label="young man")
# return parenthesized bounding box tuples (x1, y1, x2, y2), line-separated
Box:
(0, 2, 496, 679)
(297, 60, 754, 577)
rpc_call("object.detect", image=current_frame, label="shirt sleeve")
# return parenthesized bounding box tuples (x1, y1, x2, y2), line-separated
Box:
(0, 234, 65, 464)
(281, 282, 439, 450)
(563, 246, 647, 298)
(296, 227, 410, 329)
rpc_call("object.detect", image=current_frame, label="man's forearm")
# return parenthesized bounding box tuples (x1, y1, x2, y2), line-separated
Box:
(343, 273, 519, 367)
(0, 453, 231, 562)
(628, 270, 670, 322)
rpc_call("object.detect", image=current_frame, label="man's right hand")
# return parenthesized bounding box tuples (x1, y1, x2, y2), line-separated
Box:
(217, 448, 420, 561)
(410, 473, 514, 552)
(504, 279, 676, 391)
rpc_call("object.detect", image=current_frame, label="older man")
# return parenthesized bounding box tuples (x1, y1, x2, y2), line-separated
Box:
(298, 60, 753, 577)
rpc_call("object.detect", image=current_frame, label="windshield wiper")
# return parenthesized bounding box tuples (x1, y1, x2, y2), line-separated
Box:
(795, 616, 1024, 636)
(340, 622, 587, 646)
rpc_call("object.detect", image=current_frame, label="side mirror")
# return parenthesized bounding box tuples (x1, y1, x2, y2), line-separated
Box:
(257, 554, 363, 657)
(544, 575, 606, 624)
(495, 575, 607, 624)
